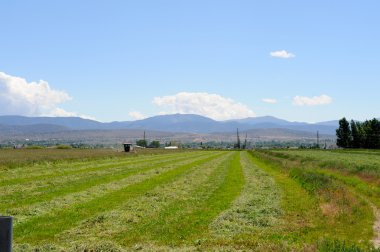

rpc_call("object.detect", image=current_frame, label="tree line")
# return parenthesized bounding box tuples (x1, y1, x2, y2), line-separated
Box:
(136, 139, 160, 148)
(336, 117, 380, 149)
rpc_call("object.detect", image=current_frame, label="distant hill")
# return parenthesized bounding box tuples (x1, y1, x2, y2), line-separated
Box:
(315, 120, 339, 127)
(230, 116, 299, 126)
(0, 114, 341, 136)
(0, 124, 69, 135)
(0, 115, 105, 130)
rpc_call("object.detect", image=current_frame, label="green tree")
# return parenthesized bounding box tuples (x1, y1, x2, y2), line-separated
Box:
(136, 139, 147, 147)
(372, 118, 380, 149)
(365, 118, 380, 149)
(149, 140, 160, 148)
(350, 120, 362, 148)
(336, 117, 352, 148)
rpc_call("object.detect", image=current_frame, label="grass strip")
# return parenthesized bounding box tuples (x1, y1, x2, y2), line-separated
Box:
(1, 152, 211, 208)
(4, 153, 220, 223)
(247, 151, 321, 245)
(117, 151, 244, 246)
(13, 152, 223, 244)
(53, 153, 234, 250)
(0, 151, 201, 186)
(249, 151, 374, 246)
(210, 151, 282, 238)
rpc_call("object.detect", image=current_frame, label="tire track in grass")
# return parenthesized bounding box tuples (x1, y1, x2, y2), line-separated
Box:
(54, 153, 235, 249)
(6, 152, 220, 225)
(210, 151, 282, 238)
(118, 151, 244, 246)
(0, 151, 199, 187)
(1, 152, 210, 207)
(13, 152, 224, 244)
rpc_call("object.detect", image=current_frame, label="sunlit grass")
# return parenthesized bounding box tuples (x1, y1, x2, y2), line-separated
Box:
(3, 148, 380, 251)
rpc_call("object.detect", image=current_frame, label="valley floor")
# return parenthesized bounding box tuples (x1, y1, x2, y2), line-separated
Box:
(1, 149, 379, 251)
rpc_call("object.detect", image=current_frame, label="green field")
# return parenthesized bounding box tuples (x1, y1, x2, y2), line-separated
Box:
(1, 149, 380, 251)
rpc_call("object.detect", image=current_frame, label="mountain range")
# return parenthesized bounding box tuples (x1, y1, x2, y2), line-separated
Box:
(0, 114, 339, 135)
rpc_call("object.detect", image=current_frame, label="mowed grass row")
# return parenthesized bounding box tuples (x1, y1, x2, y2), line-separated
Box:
(0, 148, 180, 171)
(4, 152, 220, 225)
(0, 150, 199, 186)
(55, 152, 238, 250)
(8, 148, 378, 251)
(117, 151, 244, 245)
(3, 151, 217, 218)
(210, 152, 282, 239)
(12, 151, 225, 245)
(14, 151, 295, 251)
(1, 151, 210, 201)
(0, 148, 127, 170)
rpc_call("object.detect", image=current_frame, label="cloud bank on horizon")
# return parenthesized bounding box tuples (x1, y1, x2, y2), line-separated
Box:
(1, 71, 333, 121)
(0, 72, 93, 119)
(152, 92, 256, 121)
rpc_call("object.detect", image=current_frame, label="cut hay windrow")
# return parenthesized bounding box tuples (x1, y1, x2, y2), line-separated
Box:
(3, 149, 379, 251)
(0, 151, 202, 186)
(13, 152, 224, 244)
(0, 151, 211, 201)
(4, 152, 221, 225)
(56, 152, 235, 248)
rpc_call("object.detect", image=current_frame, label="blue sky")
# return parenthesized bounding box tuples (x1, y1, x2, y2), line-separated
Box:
(0, 1, 379, 122)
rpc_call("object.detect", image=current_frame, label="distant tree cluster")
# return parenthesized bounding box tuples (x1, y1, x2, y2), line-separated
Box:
(336, 117, 380, 149)
(136, 139, 148, 147)
(148, 140, 160, 148)
(135, 139, 160, 148)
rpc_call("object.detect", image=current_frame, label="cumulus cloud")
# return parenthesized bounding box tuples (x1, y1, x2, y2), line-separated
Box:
(0, 71, 85, 117)
(262, 98, 278, 104)
(293, 94, 332, 106)
(128, 111, 146, 120)
(152, 92, 255, 120)
(270, 50, 295, 59)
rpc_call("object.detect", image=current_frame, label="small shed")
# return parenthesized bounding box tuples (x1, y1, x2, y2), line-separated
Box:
(123, 143, 133, 152)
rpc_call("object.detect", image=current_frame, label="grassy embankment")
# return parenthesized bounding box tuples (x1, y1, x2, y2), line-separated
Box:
(250, 149, 380, 251)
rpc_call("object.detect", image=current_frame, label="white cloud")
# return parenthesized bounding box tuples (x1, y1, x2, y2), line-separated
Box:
(152, 92, 255, 120)
(262, 98, 278, 104)
(270, 50, 295, 59)
(0, 71, 90, 118)
(293, 94, 332, 106)
(128, 111, 146, 120)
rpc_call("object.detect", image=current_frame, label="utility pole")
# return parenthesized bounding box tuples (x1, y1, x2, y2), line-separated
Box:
(317, 131, 320, 148)
(143, 131, 146, 147)
(243, 133, 247, 149)
(236, 128, 241, 149)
